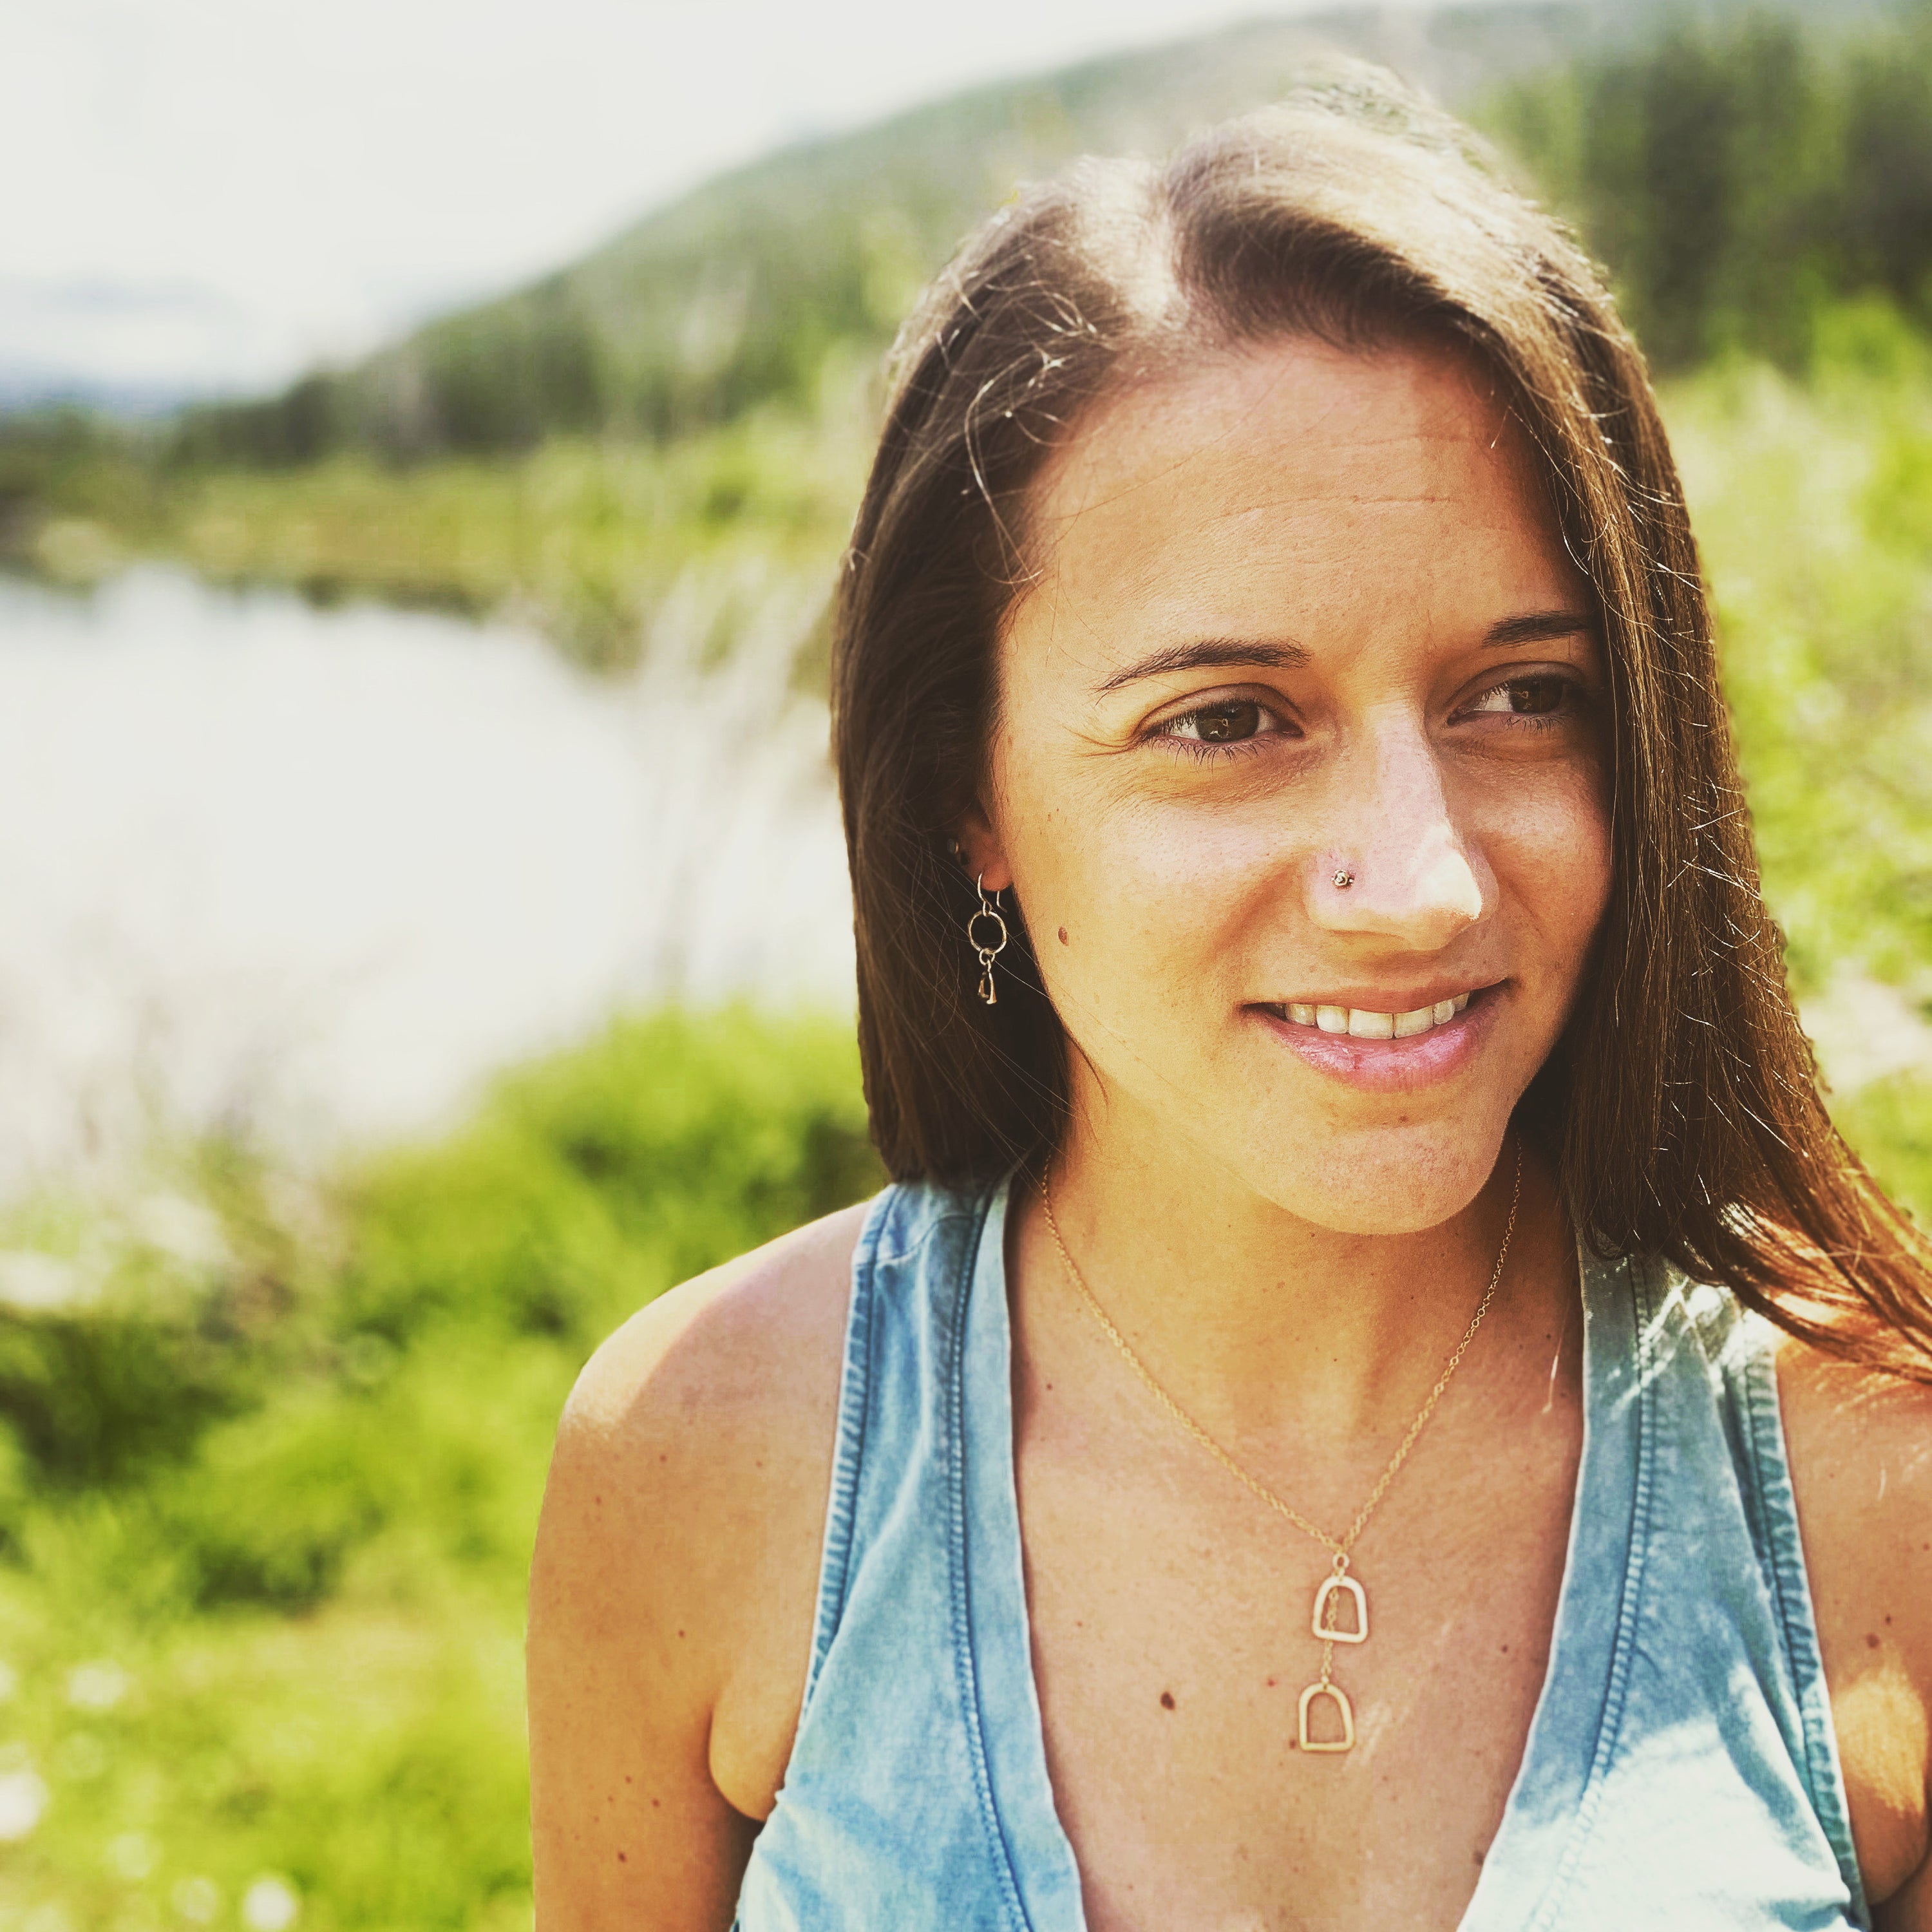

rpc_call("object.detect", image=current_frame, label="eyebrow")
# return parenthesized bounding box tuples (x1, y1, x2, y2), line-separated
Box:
(1482, 609, 1597, 647)
(1095, 609, 1596, 694)
(1097, 638, 1308, 694)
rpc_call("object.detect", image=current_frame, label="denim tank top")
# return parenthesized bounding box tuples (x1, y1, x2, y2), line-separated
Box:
(734, 1179, 1871, 1930)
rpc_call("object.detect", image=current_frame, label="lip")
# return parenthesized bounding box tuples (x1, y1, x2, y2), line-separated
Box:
(1249, 982, 1504, 1094)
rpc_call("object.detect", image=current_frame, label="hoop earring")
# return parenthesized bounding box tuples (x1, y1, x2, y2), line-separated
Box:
(967, 876, 1009, 1007)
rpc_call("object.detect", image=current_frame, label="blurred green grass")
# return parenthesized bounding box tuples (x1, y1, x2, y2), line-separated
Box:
(0, 1010, 880, 1931)
(1671, 301, 1932, 1213)
(6, 309, 1932, 1932)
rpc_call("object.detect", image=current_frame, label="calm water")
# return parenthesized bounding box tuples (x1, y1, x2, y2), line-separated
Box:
(0, 567, 851, 1200)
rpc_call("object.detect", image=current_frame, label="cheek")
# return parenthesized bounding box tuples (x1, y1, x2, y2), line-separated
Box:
(1018, 795, 1277, 998)
(994, 778, 1272, 1050)
(1490, 766, 1615, 976)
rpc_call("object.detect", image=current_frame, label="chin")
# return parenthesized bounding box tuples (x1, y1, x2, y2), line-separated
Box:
(1242, 1117, 1516, 1236)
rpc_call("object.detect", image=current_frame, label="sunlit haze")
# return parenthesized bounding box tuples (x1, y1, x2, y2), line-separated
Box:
(0, 0, 1367, 404)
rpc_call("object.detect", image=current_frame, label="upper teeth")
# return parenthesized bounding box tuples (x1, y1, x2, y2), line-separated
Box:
(1282, 994, 1470, 1038)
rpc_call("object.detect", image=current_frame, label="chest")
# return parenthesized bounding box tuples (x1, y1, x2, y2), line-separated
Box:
(734, 1220, 1872, 1932)
(1013, 1401, 1582, 1931)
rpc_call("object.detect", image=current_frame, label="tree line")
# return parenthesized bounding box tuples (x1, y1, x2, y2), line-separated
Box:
(155, 4, 1932, 467)
(1490, 3, 1932, 372)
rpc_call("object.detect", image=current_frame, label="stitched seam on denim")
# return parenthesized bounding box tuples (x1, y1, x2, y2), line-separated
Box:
(872, 1212, 968, 1271)
(1529, 1252, 1657, 1931)
(806, 1193, 973, 1703)
(1744, 1340, 1873, 1927)
(1733, 1320, 1780, 1581)
(798, 1185, 896, 1716)
(947, 1188, 1037, 1932)
(1745, 1352, 1809, 1735)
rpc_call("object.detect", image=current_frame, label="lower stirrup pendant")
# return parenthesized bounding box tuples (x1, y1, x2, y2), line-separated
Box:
(1298, 1679, 1356, 1753)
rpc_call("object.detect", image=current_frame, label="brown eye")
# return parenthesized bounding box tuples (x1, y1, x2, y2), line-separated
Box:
(1505, 677, 1565, 716)
(1466, 675, 1573, 720)
(1180, 701, 1264, 743)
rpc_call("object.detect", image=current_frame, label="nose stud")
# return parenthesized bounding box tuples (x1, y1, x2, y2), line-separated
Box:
(1332, 869, 1355, 891)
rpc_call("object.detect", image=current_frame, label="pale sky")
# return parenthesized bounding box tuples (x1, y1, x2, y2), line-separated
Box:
(1, 0, 1357, 404)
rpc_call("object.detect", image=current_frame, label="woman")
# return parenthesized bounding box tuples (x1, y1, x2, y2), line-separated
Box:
(528, 73, 1932, 1929)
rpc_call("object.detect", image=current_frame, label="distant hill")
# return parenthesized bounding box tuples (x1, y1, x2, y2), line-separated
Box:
(176, 0, 1910, 465)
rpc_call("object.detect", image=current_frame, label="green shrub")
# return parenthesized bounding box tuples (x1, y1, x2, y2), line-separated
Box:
(336, 1004, 878, 1350)
(1833, 1074, 1932, 1227)
(0, 1006, 876, 1928)
(153, 1331, 576, 1612)
(0, 1290, 265, 1492)
(158, 1393, 396, 1610)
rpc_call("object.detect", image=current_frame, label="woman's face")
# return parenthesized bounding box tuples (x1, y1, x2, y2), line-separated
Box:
(971, 336, 1613, 1233)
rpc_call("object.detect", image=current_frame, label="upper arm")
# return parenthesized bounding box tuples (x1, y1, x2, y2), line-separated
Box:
(527, 1202, 869, 1932)
(1879, 1862, 1932, 1932)
(1779, 1343, 1932, 1922)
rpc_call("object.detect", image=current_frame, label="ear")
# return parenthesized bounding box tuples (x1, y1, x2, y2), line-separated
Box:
(954, 800, 1014, 893)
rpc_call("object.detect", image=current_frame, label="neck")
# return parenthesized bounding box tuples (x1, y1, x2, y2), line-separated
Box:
(1036, 1108, 1545, 1447)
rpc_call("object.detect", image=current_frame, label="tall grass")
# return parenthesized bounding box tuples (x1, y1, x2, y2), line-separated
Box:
(0, 1010, 878, 1930)
(1672, 303, 1932, 1209)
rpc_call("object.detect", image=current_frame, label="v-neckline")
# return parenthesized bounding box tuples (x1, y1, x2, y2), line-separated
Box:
(960, 1177, 1647, 1932)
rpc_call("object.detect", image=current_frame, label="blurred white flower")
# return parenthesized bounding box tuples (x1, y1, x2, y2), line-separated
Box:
(107, 1830, 158, 1879)
(0, 1765, 50, 1841)
(173, 1877, 220, 1924)
(242, 1876, 301, 1932)
(133, 1191, 231, 1271)
(0, 1251, 88, 1312)
(67, 1660, 129, 1710)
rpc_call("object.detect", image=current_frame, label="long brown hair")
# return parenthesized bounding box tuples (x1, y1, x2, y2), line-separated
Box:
(831, 68, 1932, 1380)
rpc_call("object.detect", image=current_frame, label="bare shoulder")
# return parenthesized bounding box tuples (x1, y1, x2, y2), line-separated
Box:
(535, 1197, 873, 1683)
(527, 1198, 873, 1929)
(560, 1196, 871, 1466)
(1777, 1333, 1932, 1624)
(1776, 1334, 1932, 1918)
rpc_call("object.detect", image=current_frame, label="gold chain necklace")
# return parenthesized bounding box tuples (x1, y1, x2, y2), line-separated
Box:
(1036, 1139, 1522, 1755)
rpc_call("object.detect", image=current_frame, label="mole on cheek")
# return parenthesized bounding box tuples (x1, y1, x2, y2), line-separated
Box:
(1058, 927, 1070, 946)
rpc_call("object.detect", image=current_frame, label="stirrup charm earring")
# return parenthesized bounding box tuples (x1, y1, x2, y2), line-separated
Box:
(967, 876, 1009, 1007)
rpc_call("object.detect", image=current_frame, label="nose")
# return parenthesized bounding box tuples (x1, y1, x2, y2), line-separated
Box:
(1307, 707, 1487, 949)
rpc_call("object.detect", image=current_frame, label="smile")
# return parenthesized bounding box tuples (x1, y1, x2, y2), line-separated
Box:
(1250, 985, 1501, 1093)
(1265, 993, 1472, 1039)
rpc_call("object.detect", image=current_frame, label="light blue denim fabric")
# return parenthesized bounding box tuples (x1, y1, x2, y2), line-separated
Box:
(733, 1177, 1871, 1930)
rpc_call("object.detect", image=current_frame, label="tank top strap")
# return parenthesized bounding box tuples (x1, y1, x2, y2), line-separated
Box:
(737, 1175, 1084, 1932)
(1654, 1259, 1870, 1925)
(1463, 1243, 1870, 1929)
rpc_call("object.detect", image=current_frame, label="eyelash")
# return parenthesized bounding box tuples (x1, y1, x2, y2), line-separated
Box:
(1147, 672, 1588, 760)
(1460, 671, 1589, 732)
(1151, 699, 1293, 763)
(1164, 736, 1252, 765)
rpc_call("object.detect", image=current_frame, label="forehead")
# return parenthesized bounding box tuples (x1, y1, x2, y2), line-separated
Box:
(1011, 337, 1572, 641)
